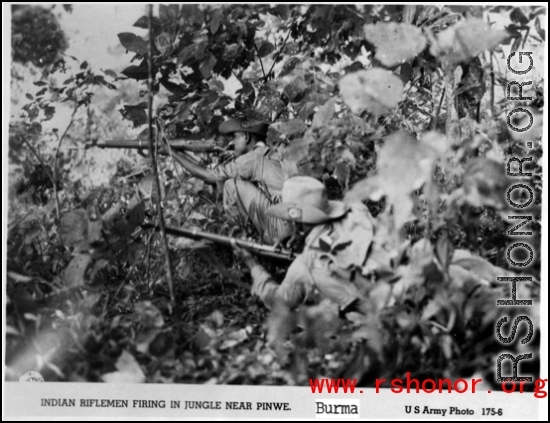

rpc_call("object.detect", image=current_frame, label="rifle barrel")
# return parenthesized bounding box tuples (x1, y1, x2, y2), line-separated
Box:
(143, 223, 293, 262)
(88, 139, 224, 153)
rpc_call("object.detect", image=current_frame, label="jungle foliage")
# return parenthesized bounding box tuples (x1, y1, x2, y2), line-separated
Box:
(6, 4, 544, 386)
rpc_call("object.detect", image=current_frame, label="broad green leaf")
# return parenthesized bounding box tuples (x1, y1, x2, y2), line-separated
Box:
(199, 53, 217, 79)
(430, 19, 509, 65)
(60, 209, 88, 247)
(155, 32, 172, 55)
(208, 79, 224, 91)
(167, 4, 180, 20)
(178, 44, 197, 65)
(89, 259, 109, 283)
(87, 220, 103, 245)
(160, 78, 186, 95)
(279, 57, 301, 78)
(117, 33, 148, 56)
(132, 301, 164, 328)
(535, 17, 545, 41)
(158, 5, 170, 21)
(283, 42, 299, 55)
(119, 106, 147, 128)
(121, 64, 148, 80)
(101, 351, 146, 383)
(348, 132, 442, 230)
(510, 7, 529, 25)
(258, 91, 285, 116)
(282, 76, 308, 103)
(62, 253, 92, 286)
(181, 4, 203, 25)
(266, 126, 284, 147)
(125, 199, 146, 230)
(461, 158, 508, 209)
(148, 332, 174, 357)
(223, 43, 241, 62)
(243, 108, 269, 122)
(258, 41, 275, 57)
(435, 234, 454, 269)
(270, 119, 307, 136)
(194, 40, 207, 60)
(210, 9, 223, 34)
(333, 162, 351, 189)
(133, 16, 148, 28)
(271, 4, 290, 20)
(339, 69, 403, 115)
(6, 325, 21, 337)
(206, 310, 224, 328)
(43, 106, 55, 120)
(220, 328, 249, 350)
(451, 249, 510, 285)
(279, 135, 317, 179)
(311, 98, 336, 129)
(364, 22, 427, 67)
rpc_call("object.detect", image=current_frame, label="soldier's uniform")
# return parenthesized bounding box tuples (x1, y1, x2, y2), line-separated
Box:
(246, 176, 376, 315)
(211, 119, 291, 245)
(244, 177, 510, 323)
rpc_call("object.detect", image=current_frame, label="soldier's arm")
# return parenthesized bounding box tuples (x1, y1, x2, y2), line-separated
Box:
(238, 248, 309, 309)
(171, 151, 221, 184)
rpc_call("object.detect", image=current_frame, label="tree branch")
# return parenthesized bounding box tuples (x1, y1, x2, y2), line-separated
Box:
(487, 16, 495, 118)
(21, 137, 53, 181)
(430, 88, 445, 131)
(264, 20, 294, 82)
(253, 43, 267, 79)
(52, 100, 79, 221)
(147, 4, 176, 306)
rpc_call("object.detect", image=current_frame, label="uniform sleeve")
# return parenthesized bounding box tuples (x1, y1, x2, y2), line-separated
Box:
(250, 254, 312, 310)
(212, 153, 256, 181)
(212, 159, 238, 180)
(235, 152, 256, 180)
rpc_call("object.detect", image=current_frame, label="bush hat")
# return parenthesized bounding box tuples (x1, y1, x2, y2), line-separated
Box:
(267, 176, 349, 224)
(218, 118, 268, 138)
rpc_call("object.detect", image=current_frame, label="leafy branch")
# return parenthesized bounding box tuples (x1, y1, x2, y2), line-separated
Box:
(146, 4, 176, 306)
(253, 43, 267, 79)
(52, 100, 79, 221)
(264, 20, 294, 82)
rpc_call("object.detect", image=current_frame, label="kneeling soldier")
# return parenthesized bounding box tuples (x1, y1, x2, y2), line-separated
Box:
(172, 118, 291, 245)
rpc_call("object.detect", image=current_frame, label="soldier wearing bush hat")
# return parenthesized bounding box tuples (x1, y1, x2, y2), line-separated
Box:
(218, 118, 269, 139)
(171, 117, 291, 245)
(233, 175, 377, 318)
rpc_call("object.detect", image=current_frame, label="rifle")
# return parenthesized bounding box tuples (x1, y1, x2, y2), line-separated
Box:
(142, 223, 294, 263)
(85, 138, 226, 154)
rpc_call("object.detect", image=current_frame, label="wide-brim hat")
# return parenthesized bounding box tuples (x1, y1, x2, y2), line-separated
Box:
(218, 118, 268, 138)
(267, 176, 349, 224)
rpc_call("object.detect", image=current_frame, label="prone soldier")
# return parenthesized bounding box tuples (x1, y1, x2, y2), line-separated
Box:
(233, 176, 377, 319)
(233, 176, 507, 323)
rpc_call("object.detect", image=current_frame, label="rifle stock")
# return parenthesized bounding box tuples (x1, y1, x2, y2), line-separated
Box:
(142, 223, 294, 263)
(86, 138, 225, 154)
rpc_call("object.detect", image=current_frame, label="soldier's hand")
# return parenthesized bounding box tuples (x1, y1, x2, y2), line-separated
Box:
(233, 244, 257, 268)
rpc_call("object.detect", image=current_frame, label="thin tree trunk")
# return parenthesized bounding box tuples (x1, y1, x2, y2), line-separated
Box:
(147, 4, 176, 305)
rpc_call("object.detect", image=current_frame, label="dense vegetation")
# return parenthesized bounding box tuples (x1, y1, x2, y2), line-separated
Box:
(7, 4, 544, 386)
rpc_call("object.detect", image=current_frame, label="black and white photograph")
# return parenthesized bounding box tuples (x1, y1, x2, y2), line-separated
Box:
(3, 3, 547, 420)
